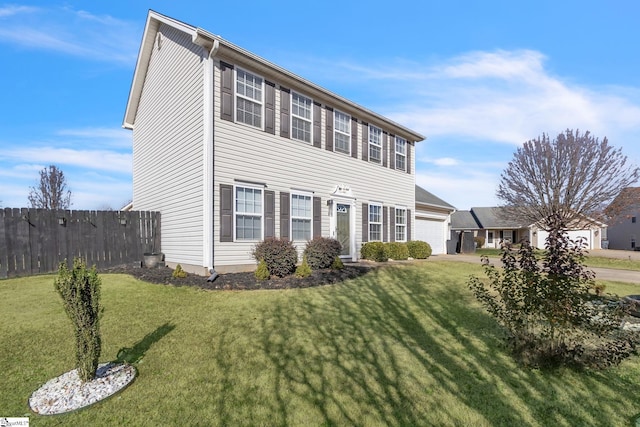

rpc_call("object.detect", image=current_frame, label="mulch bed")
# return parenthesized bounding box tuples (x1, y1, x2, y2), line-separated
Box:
(101, 263, 373, 291)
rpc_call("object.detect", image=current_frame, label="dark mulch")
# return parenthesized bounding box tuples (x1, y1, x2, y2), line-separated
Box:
(101, 263, 374, 291)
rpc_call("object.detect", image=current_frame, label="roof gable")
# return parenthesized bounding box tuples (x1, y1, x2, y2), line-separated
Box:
(415, 185, 455, 210)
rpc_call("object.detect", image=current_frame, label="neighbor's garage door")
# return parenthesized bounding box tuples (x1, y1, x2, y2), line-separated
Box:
(536, 230, 592, 249)
(415, 218, 446, 254)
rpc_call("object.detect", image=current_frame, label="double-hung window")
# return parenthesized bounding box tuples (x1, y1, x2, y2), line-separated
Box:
(334, 110, 351, 154)
(369, 125, 382, 163)
(395, 208, 407, 242)
(395, 137, 406, 171)
(236, 68, 263, 128)
(235, 186, 263, 240)
(369, 203, 382, 241)
(291, 92, 312, 143)
(291, 193, 312, 240)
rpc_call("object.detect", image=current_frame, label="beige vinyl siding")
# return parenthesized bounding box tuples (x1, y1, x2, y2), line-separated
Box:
(132, 23, 205, 267)
(212, 61, 415, 267)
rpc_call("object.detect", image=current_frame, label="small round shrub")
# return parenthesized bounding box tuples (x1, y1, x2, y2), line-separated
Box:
(331, 256, 344, 270)
(407, 240, 432, 259)
(304, 237, 342, 270)
(385, 242, 409, 260)
(295, 256, 312, 278)
(360, 241, 388, 262)
(172, 264, 187, 278)
(252, 238, 298, 277)
(474, 236, 485, 248)
(254, 259, 270, 280)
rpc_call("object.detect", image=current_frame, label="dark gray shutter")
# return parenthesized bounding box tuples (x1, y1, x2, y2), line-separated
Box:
(362, 203, 368, 242)
(351, 117, 358, 158)
(382, 132, 388, 167)
(407, 142, 412, 174)
(407, 209, 412, 241)
(325, 107, 334, 152)
(265, 81, 275, 134)
(220, 184, 233, 242)
(264, 190, 275, 238)
(220, 62, 234, 122)
(384, 206, 390, 242)
(280, 192, 290, 239)
(313, 102, 321, 148)
(280, 88, 290, 139)
(389, 134, 395, 169)
(362, 123, 368, 162)
(313, 196, 321, 238)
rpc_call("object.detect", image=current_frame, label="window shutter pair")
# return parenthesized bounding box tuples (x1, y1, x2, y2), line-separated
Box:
(279, 192, 321, 240)
(219, 184, 275, 241)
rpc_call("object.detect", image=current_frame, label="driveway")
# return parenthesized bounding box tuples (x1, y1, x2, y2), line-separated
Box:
(431, 252, 640, 284)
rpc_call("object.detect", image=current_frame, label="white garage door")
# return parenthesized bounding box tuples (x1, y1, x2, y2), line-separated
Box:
(415, 218, 446, 254)
(536, 230, 592, 249)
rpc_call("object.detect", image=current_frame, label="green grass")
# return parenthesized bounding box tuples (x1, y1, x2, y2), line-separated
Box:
(475, 248, 640, 271)
(2, 264, 640, 426)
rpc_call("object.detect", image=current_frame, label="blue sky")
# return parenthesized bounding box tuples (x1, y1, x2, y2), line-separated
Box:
(1, 1, 639, 210)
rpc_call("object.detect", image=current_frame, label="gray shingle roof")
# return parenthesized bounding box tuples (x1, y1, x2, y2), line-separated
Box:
(415, 185, 456, 210)
(451, 210, 480, 230)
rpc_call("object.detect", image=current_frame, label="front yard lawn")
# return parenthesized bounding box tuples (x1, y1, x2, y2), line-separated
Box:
(2, 262, 640, 426)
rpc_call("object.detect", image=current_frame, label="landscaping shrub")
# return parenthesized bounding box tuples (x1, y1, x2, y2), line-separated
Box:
(252, 238, 298, 277)
(360, 242, 388, 262)
(385, 242, 409, 260)
(304, 237, 342, 270)
(469, 225, 634, 369)
(254, 259, 270, 280)
(54, 258, 102, 382)
(331, 256, 344, 270)
(474, 236, 485, 248)
(407, 240, 432, 259)
(172, 264, 187, 278)
(295, 256, 312, 278)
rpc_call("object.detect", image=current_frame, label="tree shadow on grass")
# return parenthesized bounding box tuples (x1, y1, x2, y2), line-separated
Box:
(255, 264, 640, 426)
(115, 322, 175, 364)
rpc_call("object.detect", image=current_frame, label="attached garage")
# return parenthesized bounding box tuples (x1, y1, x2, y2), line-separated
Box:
(535, 229, 596, 250)
(414, 185, 456, 255)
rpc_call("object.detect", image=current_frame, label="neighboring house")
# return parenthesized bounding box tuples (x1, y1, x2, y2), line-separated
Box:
(606, 187, 640, 250)
(414, 185, 455, 254)
(123, 11, 425, 274)
(451, 207, 606, 250)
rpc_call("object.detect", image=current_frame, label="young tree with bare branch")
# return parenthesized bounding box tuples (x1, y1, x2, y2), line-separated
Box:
(497, 129, 639, 231)
(28, 165, 72, 209)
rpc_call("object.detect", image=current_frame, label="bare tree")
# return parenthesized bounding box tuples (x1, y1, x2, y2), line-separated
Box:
(497, 129, 639, 231)
(28, 165, 72, 209)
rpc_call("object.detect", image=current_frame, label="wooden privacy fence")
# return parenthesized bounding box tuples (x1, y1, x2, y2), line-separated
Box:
(0, 208, 160, 279)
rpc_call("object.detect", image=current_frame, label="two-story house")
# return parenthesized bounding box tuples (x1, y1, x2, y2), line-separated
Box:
(123, 11, 424, 274)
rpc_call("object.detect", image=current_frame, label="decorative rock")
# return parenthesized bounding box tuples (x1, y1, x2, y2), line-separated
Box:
(29, 362, 136, 415)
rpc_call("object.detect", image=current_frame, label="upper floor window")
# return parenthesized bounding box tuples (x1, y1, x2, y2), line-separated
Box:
(236, 68, 263, 128)
(334, 110, 351, 154)
(395, 137, 406, 171)
(235, 185, 262, 240)
(369, 125, 382, 163)
(395, 208, 407, 242)
(291, 193, 312, 240)
(291, 92, 312, 143)
(369, 203, 382, 241)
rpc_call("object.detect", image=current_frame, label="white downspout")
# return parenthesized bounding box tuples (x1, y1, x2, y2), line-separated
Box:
(195, 34, 219, 273)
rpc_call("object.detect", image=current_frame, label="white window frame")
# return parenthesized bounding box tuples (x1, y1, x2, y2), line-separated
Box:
(334, 109, 351, 155)
(235, 67, 264, 129)
(369, 203, 383, 241)
(291, 191, 313, 241)
(234, 184, 263, 241)
(291, 91, 313, 143)
(395, 207, 407, 242)
(395, 136, 406, 171)
(369, 125, 382, 163)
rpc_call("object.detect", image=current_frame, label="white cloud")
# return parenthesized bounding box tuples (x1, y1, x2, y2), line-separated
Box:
(0, 6, 139, 65)
(56, 127, 132, 149)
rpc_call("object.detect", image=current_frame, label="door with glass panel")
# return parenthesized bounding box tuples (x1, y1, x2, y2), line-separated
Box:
(336, 203, 351, 257)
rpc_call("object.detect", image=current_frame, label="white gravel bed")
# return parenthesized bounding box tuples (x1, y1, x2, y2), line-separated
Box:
(29, 362, 136, 415)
